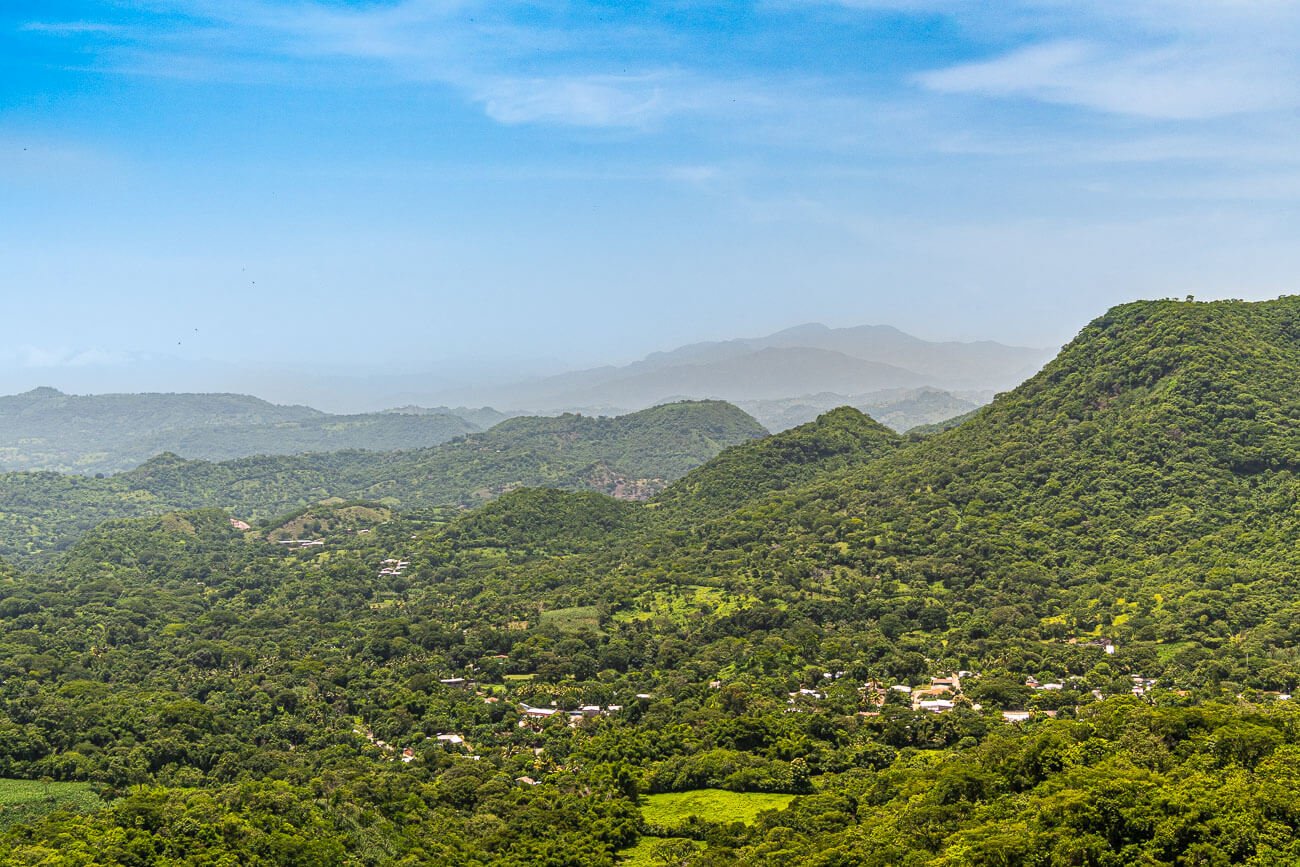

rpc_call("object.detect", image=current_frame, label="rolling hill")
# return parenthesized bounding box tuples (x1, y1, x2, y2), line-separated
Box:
(652, 406, 902, 520)
(0, 400, 765, 563)
(609, 297, 1300, 668)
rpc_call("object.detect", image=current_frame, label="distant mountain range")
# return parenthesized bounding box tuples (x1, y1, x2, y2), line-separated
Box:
(428, 322, 1051, 427)
(0, 323, 1049, 475)
(0, 388, 479, 474)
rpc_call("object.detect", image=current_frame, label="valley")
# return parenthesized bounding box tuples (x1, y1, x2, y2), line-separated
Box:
(0, 299, 1296, 863)
(9, 0, 1286, 861)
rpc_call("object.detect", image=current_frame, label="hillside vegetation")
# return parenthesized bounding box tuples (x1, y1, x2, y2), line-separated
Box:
(652, 406, 901, 520)
(1, 300, 1300, 863)
(0, 400, 765, 564)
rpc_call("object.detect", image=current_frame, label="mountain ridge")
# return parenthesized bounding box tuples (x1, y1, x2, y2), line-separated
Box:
(0, 387, 479, 474)
(432, 321, 1053, 414)
(628, 297, 1300, 610)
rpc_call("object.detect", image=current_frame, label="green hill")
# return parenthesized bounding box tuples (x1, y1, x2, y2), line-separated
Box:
(685, 298, 1300, 592)
(653, 406, 901, 520)
(439, 488, 641, 554)
(595, 299, 1300, 660)
(349, 399, 768, 505)
(130, 412, 480, 464)
(0, 400, 765, 563)
(737, 386, 981, 433)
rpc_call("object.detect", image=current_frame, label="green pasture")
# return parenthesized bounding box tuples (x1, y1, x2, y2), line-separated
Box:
(0, 778, 103, 829)
(640, 788, 795, 830)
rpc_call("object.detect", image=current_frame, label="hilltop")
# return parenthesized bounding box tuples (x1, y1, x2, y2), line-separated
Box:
(736, 386, 983, 433)
(608, 298, 1300, 674)
(652, 406, 902, 520)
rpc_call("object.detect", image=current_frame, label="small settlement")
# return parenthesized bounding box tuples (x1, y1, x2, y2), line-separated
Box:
(779, 657, 1185, 725)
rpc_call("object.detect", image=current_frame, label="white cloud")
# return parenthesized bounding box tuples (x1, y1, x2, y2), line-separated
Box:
(471, 72, 714, 128)
(22, 0, 1300, 151)
(918, 39, 1297, 120)
(898, 1, 1300, 121)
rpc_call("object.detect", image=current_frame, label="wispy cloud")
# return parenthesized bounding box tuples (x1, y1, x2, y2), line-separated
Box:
(918, 39, 1298, 120)
(17, 1, 1300, 165)
(923, 127, 1300, 169)
(25, 0, 725, 130)
(21, 21, 132, 36)
(472, 73, 686, 128)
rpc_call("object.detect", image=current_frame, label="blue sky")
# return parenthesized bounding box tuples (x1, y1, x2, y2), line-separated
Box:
(3, 1, 1299, 403)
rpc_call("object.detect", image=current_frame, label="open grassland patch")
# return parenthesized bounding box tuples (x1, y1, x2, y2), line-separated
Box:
(540, 605, 602, 632)
(612, 586, 762, 624)
(640, 789, 794, 830)
(0, 779, 103, 829)
(617, 836, 706, 865)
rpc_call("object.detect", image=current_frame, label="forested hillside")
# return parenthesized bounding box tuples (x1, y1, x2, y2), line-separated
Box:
(641, 297, 1300, 647)
(652, 406, 901, 520)
(2, 299, 1300, 864)
(0, 400, 765, 564)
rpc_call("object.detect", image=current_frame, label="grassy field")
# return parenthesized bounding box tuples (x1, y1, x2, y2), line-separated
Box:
(0, 778, 103, 829)
(268, 504, 392, 541)
(640, 789, 795, 830)
(611, 586, 764, 625)
(618, 836, 706, 865)
(539, 605, 602, 632)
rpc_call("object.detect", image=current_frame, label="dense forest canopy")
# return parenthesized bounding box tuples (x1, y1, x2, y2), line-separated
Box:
(1, 299, 1300, 863)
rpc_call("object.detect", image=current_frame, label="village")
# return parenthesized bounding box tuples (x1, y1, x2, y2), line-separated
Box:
(780, 662, 1180, 725)
(350, 682, 640, 776)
